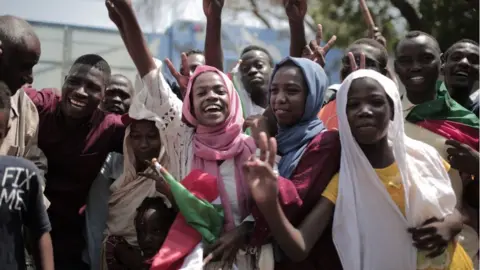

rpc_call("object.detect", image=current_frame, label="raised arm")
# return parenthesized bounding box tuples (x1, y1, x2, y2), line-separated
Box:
(284, 0, 307, 57)
(203, 0, 224, 70)
(107, 0, 155, 77)
(107, 0, 185, 136)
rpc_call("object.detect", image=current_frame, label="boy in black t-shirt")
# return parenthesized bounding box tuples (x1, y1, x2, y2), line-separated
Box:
(0, 81, 53, 270)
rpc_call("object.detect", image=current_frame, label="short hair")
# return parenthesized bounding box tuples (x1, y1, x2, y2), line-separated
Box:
(134, 197, 176, 228)
(241, 45, 274, 67)
(185, 49, 204, 57)
(395, 31, 441, 55)
(0, 15, 37, 50)
(70, 54, 112, 78)
(444, 39, 479, 59)
(347, 38, 388, 67)
(0, 81, 12, 112)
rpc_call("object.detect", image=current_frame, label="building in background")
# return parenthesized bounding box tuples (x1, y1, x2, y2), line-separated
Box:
(1, 0, 342, 90)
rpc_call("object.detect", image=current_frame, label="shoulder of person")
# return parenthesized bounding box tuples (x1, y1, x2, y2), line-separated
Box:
(0, 155, 40, 174)
(307, 129, 340, 149)
(23, 87, 61, 112)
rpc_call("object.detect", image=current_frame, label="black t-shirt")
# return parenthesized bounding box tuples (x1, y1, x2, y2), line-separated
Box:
(0, 156, 51, 270)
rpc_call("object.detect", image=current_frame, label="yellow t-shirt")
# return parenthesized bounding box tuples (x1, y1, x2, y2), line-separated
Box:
(322, 162, 473, 270)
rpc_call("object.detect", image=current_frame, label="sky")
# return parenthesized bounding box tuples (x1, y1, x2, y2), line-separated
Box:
(0, 0, 315, 34)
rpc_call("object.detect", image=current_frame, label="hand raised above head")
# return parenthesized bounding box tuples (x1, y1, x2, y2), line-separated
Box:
(347, 51, 367, 72)
(203, 0, 224, 19)
(358, 0, 387, 48)
(284, 0, 307, 22)
(106, 0, 133, 27)
(165, 53, 190, 97)
(301, 24, 337, 67)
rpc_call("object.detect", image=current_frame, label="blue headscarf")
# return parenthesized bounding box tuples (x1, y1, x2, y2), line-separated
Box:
(274, 57, 328, 178)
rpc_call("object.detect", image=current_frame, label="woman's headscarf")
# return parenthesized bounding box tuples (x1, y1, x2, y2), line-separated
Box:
(182, 65, 256, 231)
(105, 77, 171, 246)
(274, 57, 327, 178)
(333, 69, 456, 270)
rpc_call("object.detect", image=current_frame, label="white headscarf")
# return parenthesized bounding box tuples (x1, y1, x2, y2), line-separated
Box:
(333, 69, 457, 270)
(106, 60, 172, 246)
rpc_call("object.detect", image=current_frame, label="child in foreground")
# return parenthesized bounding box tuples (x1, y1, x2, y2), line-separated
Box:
(0, 81, 54, 270)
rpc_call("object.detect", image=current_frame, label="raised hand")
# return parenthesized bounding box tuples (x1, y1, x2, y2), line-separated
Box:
(243, 132, 278, 208)
(105, 0, 122, 27)
(203, 0, 224, 19)
(106, 0, 133, 14)
(284, 0, 307, 22)
(347, 51, 367, 72)
(165, 53, 190, 97)
(301, 24, 337, 67)
(358, 0, 387, 47)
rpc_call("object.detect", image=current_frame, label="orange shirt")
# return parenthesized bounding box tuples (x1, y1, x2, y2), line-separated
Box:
(318, 100, 338, 130)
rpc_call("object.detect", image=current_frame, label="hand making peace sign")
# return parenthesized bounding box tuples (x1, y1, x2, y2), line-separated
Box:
(301, 24, 337, 67)
(165, 53, 190, 99)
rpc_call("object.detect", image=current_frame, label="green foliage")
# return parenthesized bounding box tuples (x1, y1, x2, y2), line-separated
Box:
(308, 0, 479, 52)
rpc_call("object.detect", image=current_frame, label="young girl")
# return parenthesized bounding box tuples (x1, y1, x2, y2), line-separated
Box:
(102, 87, 175, 269)
(107, 1, 257, 268)
(134, 197, 177, 265)
(247, 57, 342, 270)
(244, 69, 472, 269)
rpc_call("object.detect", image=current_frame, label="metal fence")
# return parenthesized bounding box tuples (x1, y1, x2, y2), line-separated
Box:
(30, 21, 165, 90)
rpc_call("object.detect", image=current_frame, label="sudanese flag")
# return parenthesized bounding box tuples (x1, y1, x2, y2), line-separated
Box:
(150, 167, 224, 270)
(405, 81, 479, 150)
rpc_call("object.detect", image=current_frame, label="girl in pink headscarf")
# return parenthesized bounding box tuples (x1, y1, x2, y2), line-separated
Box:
(107, 1, 257, 268)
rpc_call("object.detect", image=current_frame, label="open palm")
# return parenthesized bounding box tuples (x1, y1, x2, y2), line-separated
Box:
(243, 133, 279, 208)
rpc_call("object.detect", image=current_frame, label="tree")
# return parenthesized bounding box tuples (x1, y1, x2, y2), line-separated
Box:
(307, 0, 479, 52)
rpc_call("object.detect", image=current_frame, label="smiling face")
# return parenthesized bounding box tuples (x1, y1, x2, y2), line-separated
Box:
(191, 72, 230, 127)
(102, 75, 134, 115)
(443, 42, 479, 96)
(61, 64, 107, 120)
(394, 35, 441, 94)
(0, 33, 40, 94)
(240, 50, 272, 98)
(270, 64, 308, 127)
(346, 77, 392, 145)
(129, 120, 161, 166)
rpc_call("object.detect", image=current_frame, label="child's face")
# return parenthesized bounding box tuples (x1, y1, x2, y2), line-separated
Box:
(136, 208, 168, 259)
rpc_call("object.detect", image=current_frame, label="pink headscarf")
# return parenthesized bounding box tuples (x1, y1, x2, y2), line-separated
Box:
(182, 65, 256, 231)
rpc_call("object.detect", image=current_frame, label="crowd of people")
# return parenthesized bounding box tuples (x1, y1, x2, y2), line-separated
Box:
(0, 0, 478, 269)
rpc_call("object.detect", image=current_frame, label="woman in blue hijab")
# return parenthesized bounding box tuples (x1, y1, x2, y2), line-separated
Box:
(247, 57, 343, 269)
